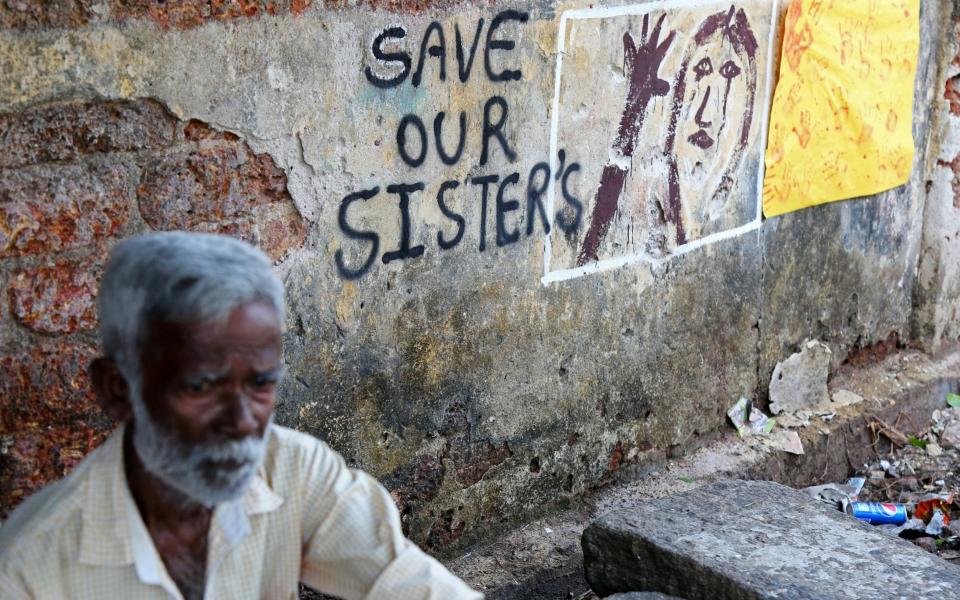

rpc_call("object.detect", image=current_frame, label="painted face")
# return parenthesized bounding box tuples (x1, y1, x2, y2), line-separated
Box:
(131, 301, 283, 507)
(676, 29, 750, 204)
(665, 7, 758, 245)
(682, 38, 746, 154)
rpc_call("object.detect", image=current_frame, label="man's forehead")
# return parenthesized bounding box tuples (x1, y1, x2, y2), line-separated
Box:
(145, 302, 281, 356)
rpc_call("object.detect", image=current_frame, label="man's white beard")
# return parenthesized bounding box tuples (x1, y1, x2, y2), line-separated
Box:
(128, 385, 269, 508)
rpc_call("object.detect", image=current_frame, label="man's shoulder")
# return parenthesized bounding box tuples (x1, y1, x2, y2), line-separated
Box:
(268, 423, 321, 448)
(262, 425, 342, 484)
(266, 424, 328, 461)
(0, 428, 121, 565)
(0, 456, 89, 563)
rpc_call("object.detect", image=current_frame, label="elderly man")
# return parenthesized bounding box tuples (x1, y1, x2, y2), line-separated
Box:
(0, 232, 481, 600)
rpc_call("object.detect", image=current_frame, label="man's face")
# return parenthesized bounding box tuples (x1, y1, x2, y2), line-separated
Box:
(132, 300, 283, 506)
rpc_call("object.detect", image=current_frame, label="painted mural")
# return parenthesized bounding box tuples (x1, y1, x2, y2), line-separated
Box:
(545, 1, 777, 282)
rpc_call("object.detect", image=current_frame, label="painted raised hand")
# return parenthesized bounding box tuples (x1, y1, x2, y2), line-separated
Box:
(614, 13, 676, 156)
(578, 13, 675, 266)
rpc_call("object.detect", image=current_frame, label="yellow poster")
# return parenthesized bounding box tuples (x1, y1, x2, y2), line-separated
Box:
(762, 0, 919, 218)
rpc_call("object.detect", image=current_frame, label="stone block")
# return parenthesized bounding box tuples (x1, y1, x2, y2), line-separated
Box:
(582, 480, 960, 599)
(138, 145, 290, 222)
(0, 344, 110, 436)
(183, 119, 241, 142)
(138, 142, 306, 260)
(0, 99, 176, 169)
(257, 201, 309, 260)
(322, 0, 461, 13)
(0, 162, 130, 257)
(8, 257, 101, 334)
(941, 420, 960, 450)
(111, 0, 313, 30)
(0, 0, 93, 30)
(768, 340, 832, 415)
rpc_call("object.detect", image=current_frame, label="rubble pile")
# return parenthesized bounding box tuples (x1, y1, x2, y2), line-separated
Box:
(839, 393, 960, 561)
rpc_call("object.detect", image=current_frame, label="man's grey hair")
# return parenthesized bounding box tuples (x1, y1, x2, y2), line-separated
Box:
(98, 231, 285, 380)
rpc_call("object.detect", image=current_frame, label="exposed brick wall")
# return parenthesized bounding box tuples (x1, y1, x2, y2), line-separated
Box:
(0, 101, 177, 169)
(0, 0, 477, 31)
(946, 75, 960, 117)
(1, 0, 314, 30)
(322, 0, 469, 13)
(111, 0, 314, 29)
(0, 98, 307, 517)
(138, 124, 307, 259)
(0, 344, 111, 510)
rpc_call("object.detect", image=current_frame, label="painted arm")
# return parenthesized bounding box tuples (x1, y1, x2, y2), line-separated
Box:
(578, 14, 675, 265)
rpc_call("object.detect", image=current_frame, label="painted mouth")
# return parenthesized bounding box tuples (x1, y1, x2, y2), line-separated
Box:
(688, 129, 715, 149)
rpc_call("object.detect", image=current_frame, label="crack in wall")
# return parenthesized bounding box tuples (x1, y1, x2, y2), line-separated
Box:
(755, 223, 766, 408)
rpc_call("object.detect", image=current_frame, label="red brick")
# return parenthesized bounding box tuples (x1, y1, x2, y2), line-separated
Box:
(323, 0, 460, 13)
(258, 201, 308, 259)
(8, 257, 101, 334)
(138, 140, 306, 260)
(0, 163, 131, 257)
(607, 441, 624, 471)
(138, 145, 285, 225)
(0, 425, 112, 517)
(938, 157, 960, 208)
(454, 440, 512, 486)
(385, 454, 445, 510)
(291, 0, 311, 14)
(0, 343, 110, 436)
(183, 119, 240, 142)
(0, 0, 94, 30)
(110, 0, 311, 29)
(946, 76, 960, 117)
(426, 509, 465, 549)
(0, 99, 176, 169)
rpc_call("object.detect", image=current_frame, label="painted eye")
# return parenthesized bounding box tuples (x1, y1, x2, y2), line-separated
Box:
(693, 57, 713, 79)
(719, 60, 741, 79)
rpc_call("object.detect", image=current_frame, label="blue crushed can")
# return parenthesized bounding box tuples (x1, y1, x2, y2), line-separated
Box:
(846, 501, 908, 525)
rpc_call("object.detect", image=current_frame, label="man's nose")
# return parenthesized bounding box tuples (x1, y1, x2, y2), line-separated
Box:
(221, 387, 259, 439)
(695, 85, 713, 128)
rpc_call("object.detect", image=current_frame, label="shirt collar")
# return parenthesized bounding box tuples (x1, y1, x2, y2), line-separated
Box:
(77, 423, 284, 568)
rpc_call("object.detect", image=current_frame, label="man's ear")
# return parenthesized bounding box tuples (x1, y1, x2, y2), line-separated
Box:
(90, 357, 132, 421)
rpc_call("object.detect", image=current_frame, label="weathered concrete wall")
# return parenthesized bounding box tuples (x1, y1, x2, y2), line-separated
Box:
(0, 0, 956, 556)
(914, 10, 960, 353)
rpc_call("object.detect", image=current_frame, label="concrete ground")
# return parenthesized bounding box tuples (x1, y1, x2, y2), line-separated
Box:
(447, 346, 960, 599)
